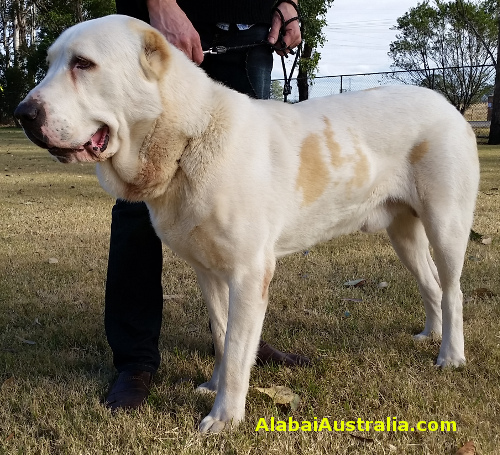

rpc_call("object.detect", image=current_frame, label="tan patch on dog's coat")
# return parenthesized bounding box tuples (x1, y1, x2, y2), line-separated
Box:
(323, 117, 344, 168)
(409, 141, 429, 165)
(353, 148, 369, 185)
(345, 134, 370, 192)
(262, 267, 274, 300)
(190, 221, 228, 271)
(296, 133, 330, 206)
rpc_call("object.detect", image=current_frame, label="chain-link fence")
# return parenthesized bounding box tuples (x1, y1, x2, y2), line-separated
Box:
(272, 65, 495, 137)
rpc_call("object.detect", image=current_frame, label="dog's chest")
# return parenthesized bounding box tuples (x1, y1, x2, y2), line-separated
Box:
(146, 196, 236, 272)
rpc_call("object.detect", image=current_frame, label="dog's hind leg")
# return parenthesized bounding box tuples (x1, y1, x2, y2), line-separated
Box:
(418, 203, 474, 367)
(194, 268, 229, 394)
(386, 209, 443, 340)
(413, 134, 478, 367)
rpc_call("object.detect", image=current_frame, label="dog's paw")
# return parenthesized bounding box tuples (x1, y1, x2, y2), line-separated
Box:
(198, 401, 245, 433)
(196, 381, 217, 395)
(435, 355, 466, 368)
(413, 332, 430, 341)
(413, 330, 441, 341)
(436, 334, 465, 367)
(199, 415, 231, 433)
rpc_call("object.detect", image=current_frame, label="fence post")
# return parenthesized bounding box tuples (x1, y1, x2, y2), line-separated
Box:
(340, 75, 343, 94)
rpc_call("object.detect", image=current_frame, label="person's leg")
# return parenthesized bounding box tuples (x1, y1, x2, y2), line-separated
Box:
(104, 200, 163, 409)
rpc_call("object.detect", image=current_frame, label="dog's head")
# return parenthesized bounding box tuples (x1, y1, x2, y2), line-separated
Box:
(14, 15, 170, 164)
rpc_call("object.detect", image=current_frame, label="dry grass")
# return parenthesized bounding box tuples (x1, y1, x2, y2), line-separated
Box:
(1, 127, 499, 454)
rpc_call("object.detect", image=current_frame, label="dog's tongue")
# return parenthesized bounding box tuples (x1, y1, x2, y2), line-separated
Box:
(85, 126, 109, 153)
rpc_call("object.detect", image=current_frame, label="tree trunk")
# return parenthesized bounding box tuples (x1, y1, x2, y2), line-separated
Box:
(30, 4, 36, 45)
(12, 3, 19, 67)
(488, 14, 500, 144)
(297, 42, 312, 102)
(1, 9, 9, 67)
(75, 0, 83, 22)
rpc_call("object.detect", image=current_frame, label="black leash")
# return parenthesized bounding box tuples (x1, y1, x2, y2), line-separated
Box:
(202, 0, 302, 102)
(203, 41, 268, 55)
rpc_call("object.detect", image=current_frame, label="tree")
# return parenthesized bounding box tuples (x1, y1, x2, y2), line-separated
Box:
(296, 0, 334, 101)
(0, 0, 38, 123)
(270, 79, 284, 101)
(0, 0, 115, 124)
(388, 0, 497, 114)
(489, 5, 500, 144)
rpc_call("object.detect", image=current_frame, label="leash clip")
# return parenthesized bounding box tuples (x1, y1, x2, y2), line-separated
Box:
(203, 46, 228, 55)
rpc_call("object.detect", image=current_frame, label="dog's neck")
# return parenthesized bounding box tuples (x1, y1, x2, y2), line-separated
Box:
(96, 107, 189, 202)
(96, 64, 234, 204)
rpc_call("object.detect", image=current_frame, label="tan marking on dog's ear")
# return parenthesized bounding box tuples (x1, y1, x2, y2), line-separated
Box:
(296, 133, 330, 206)
(409, 140, 429, 165)
(140, 28, 171, 80)
(323, 117, 344, 167)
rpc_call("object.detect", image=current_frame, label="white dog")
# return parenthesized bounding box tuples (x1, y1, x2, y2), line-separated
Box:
(15, 15, 479, 432)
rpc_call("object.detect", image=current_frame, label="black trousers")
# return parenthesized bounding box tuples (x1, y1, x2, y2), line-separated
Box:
(105, 23, 273, 373)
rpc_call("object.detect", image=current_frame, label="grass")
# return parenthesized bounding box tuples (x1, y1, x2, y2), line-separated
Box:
(1, 127, 499, 454)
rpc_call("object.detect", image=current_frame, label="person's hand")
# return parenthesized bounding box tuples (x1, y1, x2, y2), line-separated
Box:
(147, 0, 204, 64)
(267, 0, 301, 57)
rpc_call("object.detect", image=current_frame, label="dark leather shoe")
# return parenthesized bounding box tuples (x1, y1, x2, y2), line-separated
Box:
(256, 340, 311, 367)
(105, 370, 152, 412)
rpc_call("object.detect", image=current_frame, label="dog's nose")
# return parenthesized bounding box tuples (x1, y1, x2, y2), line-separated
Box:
(14, 99, 49, 149)
(14, 101, 40, 122)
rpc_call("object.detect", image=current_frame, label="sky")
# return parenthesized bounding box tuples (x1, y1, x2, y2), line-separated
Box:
(271, 0, 419, 79)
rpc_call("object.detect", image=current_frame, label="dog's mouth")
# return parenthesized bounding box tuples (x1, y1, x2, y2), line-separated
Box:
(48, 125, 110, 163)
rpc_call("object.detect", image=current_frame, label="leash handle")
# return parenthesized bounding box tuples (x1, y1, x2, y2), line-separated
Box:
(203, 1, 303, 102)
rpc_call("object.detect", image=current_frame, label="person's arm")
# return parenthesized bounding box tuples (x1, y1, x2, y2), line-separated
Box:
(146, 0, 204, 64)
(267, 0, 301, 56)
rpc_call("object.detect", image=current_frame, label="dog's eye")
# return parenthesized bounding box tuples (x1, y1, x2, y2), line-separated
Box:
(72, 56, 95, 70)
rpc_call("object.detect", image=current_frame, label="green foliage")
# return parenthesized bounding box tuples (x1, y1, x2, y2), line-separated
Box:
(0, 0, 116, 124)
(299, 0, 335, 80)
(389, 0, 497, 113)
(0, 65, 32, 124)
(390, 0, 497, 70)
(270, 79, 284, 101)
(36, 0, 116, 40)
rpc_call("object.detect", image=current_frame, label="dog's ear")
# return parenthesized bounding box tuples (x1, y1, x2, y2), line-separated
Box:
(140, 28, 170, 80)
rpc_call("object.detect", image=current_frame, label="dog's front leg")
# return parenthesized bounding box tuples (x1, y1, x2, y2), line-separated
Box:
(194, 268, 229, 394)
(198, 261, 273, 433)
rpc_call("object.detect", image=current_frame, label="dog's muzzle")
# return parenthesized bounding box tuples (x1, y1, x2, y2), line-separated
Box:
(15, 98, 110, 163)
